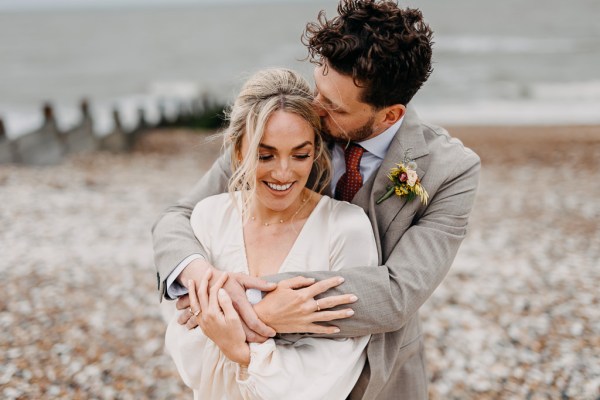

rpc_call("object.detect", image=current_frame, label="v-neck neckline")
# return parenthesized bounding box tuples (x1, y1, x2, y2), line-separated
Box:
(236, 193, 326, 277)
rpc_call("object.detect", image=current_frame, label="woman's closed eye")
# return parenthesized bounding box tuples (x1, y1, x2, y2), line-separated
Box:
(293, 153, 312, 160)
(258, 153, 311, 161)
(258, 154, 274, 161)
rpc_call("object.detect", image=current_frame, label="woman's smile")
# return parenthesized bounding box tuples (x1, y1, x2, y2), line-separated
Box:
(265, 181, 294, 192)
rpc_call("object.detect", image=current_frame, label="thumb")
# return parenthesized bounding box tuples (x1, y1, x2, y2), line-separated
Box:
(281, 276, 316, 290)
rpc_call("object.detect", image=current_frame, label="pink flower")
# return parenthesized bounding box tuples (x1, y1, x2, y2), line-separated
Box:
(399, 172, 408, 182)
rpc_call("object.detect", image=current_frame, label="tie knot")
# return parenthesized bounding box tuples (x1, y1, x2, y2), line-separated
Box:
(335, 143, 365, 202)
(344, 143, 364, 170)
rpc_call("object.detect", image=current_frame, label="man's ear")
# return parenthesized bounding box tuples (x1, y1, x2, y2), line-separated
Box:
(381, 104, 406, 126)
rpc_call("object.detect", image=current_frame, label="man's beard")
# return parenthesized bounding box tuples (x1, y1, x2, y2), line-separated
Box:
(321, 115, 375, 143)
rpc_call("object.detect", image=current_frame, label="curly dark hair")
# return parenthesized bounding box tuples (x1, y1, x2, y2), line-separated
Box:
(303, 0, 434, 109)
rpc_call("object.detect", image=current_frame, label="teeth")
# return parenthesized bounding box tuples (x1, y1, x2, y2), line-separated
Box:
(267, 182, 293, 191)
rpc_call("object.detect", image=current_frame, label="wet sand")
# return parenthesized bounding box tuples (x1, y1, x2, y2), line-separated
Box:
(1, 126, 598, 398)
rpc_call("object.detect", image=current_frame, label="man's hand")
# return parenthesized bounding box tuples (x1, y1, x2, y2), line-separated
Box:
(254, 276, 358, 334)
(176, 259, 277, 341)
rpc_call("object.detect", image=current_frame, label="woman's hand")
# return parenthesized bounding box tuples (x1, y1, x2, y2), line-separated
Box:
(176, 261, 276, 342)
(254, 275, 357, 334)
(189, 269, 251, 366)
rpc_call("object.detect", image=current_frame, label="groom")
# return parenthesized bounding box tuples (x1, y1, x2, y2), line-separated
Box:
(153, 1, 480, 398)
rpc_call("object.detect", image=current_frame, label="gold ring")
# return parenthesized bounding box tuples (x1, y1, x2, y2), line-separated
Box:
(192, 309, 200, 317)
(316, 300, 321, 312)
(188, 307, 194, 315)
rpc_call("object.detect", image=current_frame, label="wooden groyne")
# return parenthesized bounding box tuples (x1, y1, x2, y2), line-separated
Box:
(0, 97, 223, 165)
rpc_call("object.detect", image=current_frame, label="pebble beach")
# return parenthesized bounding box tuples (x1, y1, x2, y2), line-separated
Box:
(1, 126, 599, 399)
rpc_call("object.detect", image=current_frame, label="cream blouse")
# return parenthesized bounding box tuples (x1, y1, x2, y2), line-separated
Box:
(165, 192, 378, 400)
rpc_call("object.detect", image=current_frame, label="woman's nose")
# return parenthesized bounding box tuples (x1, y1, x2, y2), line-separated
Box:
(272, 159, 292, 181)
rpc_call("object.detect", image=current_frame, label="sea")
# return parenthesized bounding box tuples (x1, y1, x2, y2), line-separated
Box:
(1, 0, 599, 138)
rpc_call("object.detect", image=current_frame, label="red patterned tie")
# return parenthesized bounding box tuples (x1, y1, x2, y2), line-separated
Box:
(335, 143, 365, 202)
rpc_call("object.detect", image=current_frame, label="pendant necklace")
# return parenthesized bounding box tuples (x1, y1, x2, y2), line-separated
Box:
(251, 196, 309, 227)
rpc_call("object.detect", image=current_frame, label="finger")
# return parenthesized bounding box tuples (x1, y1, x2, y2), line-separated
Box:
(237, 275, 277, 292)
(303, 322, 341, 335)
(304, 276, 345, 298)
(233, 294, 277, 338)
(217, 289, 238, 319)
(209, 272, 229, 313)
(279, 276, 316, 289)
(186, 315, 199, 330)
(198, 269, 213, 313)
(187, 280, 201, 316)
(309, 308, 355, 322)
(177, 309, 192, 325)
(239, 319, 268, 344)
(176, 294, 190, 310)
(313, 294, 358, 310)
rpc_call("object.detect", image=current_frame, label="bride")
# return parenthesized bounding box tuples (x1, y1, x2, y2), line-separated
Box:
(165, 68, 378, 399)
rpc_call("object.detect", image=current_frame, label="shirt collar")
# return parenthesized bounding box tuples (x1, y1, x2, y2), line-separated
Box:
(357, 117, 404, 160)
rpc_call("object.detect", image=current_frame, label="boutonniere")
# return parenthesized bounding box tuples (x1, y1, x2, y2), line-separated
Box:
(376, 151, 428, 205)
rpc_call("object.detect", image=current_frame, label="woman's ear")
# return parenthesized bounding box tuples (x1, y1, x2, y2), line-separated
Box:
(234, 145, 243, 164)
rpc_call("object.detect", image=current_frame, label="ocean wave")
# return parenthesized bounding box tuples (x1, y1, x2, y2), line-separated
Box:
(435, 35, 580, 54)
(531, 81, 600, 101)
(415, 99, 600, 126)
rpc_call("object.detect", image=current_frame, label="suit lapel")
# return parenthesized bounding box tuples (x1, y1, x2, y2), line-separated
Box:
(367, 106, 431, 237)
(352, 171, 382, 264)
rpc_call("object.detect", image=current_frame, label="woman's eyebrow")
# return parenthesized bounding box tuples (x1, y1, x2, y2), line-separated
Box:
(259, 141, 313, 151)
(292, 141, 313, 150)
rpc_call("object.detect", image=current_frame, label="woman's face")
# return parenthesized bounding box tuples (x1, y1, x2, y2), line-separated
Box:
(241, 109, 315, 213)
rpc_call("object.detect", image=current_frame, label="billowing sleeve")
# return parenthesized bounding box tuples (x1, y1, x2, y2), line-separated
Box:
(163, 198, 221, 390)
(165, 317, 209, 390)
(236, 336, 370, 400)
(236, 201, 377, 400)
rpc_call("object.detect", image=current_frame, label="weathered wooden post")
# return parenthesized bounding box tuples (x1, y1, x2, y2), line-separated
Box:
(158, 102, 171, 128)
(13, 102, 66, 165)
(0, 117, 16, 164)
(176, 100, 190, 125)
(99, 107, 130, 152)
(63, 99, 98, 153)
(138, 107, 148, 130)
(128, 107, 150, 148)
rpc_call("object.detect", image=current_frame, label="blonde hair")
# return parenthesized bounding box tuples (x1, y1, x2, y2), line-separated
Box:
(223, 68, 331, 216)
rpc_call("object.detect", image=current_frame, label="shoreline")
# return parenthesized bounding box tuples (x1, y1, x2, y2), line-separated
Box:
(447, 124, 600, 167)
(450, 124, 600, 142)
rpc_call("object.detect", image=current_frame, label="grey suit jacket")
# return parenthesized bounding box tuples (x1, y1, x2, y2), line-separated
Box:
(152, 106, 481, 400)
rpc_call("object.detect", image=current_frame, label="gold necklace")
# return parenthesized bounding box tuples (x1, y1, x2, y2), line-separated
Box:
(251, 196, 309, 227)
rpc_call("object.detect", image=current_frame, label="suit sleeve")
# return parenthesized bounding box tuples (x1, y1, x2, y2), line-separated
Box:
(152, 151, 232, 298)
(269, 151, 481, 337)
